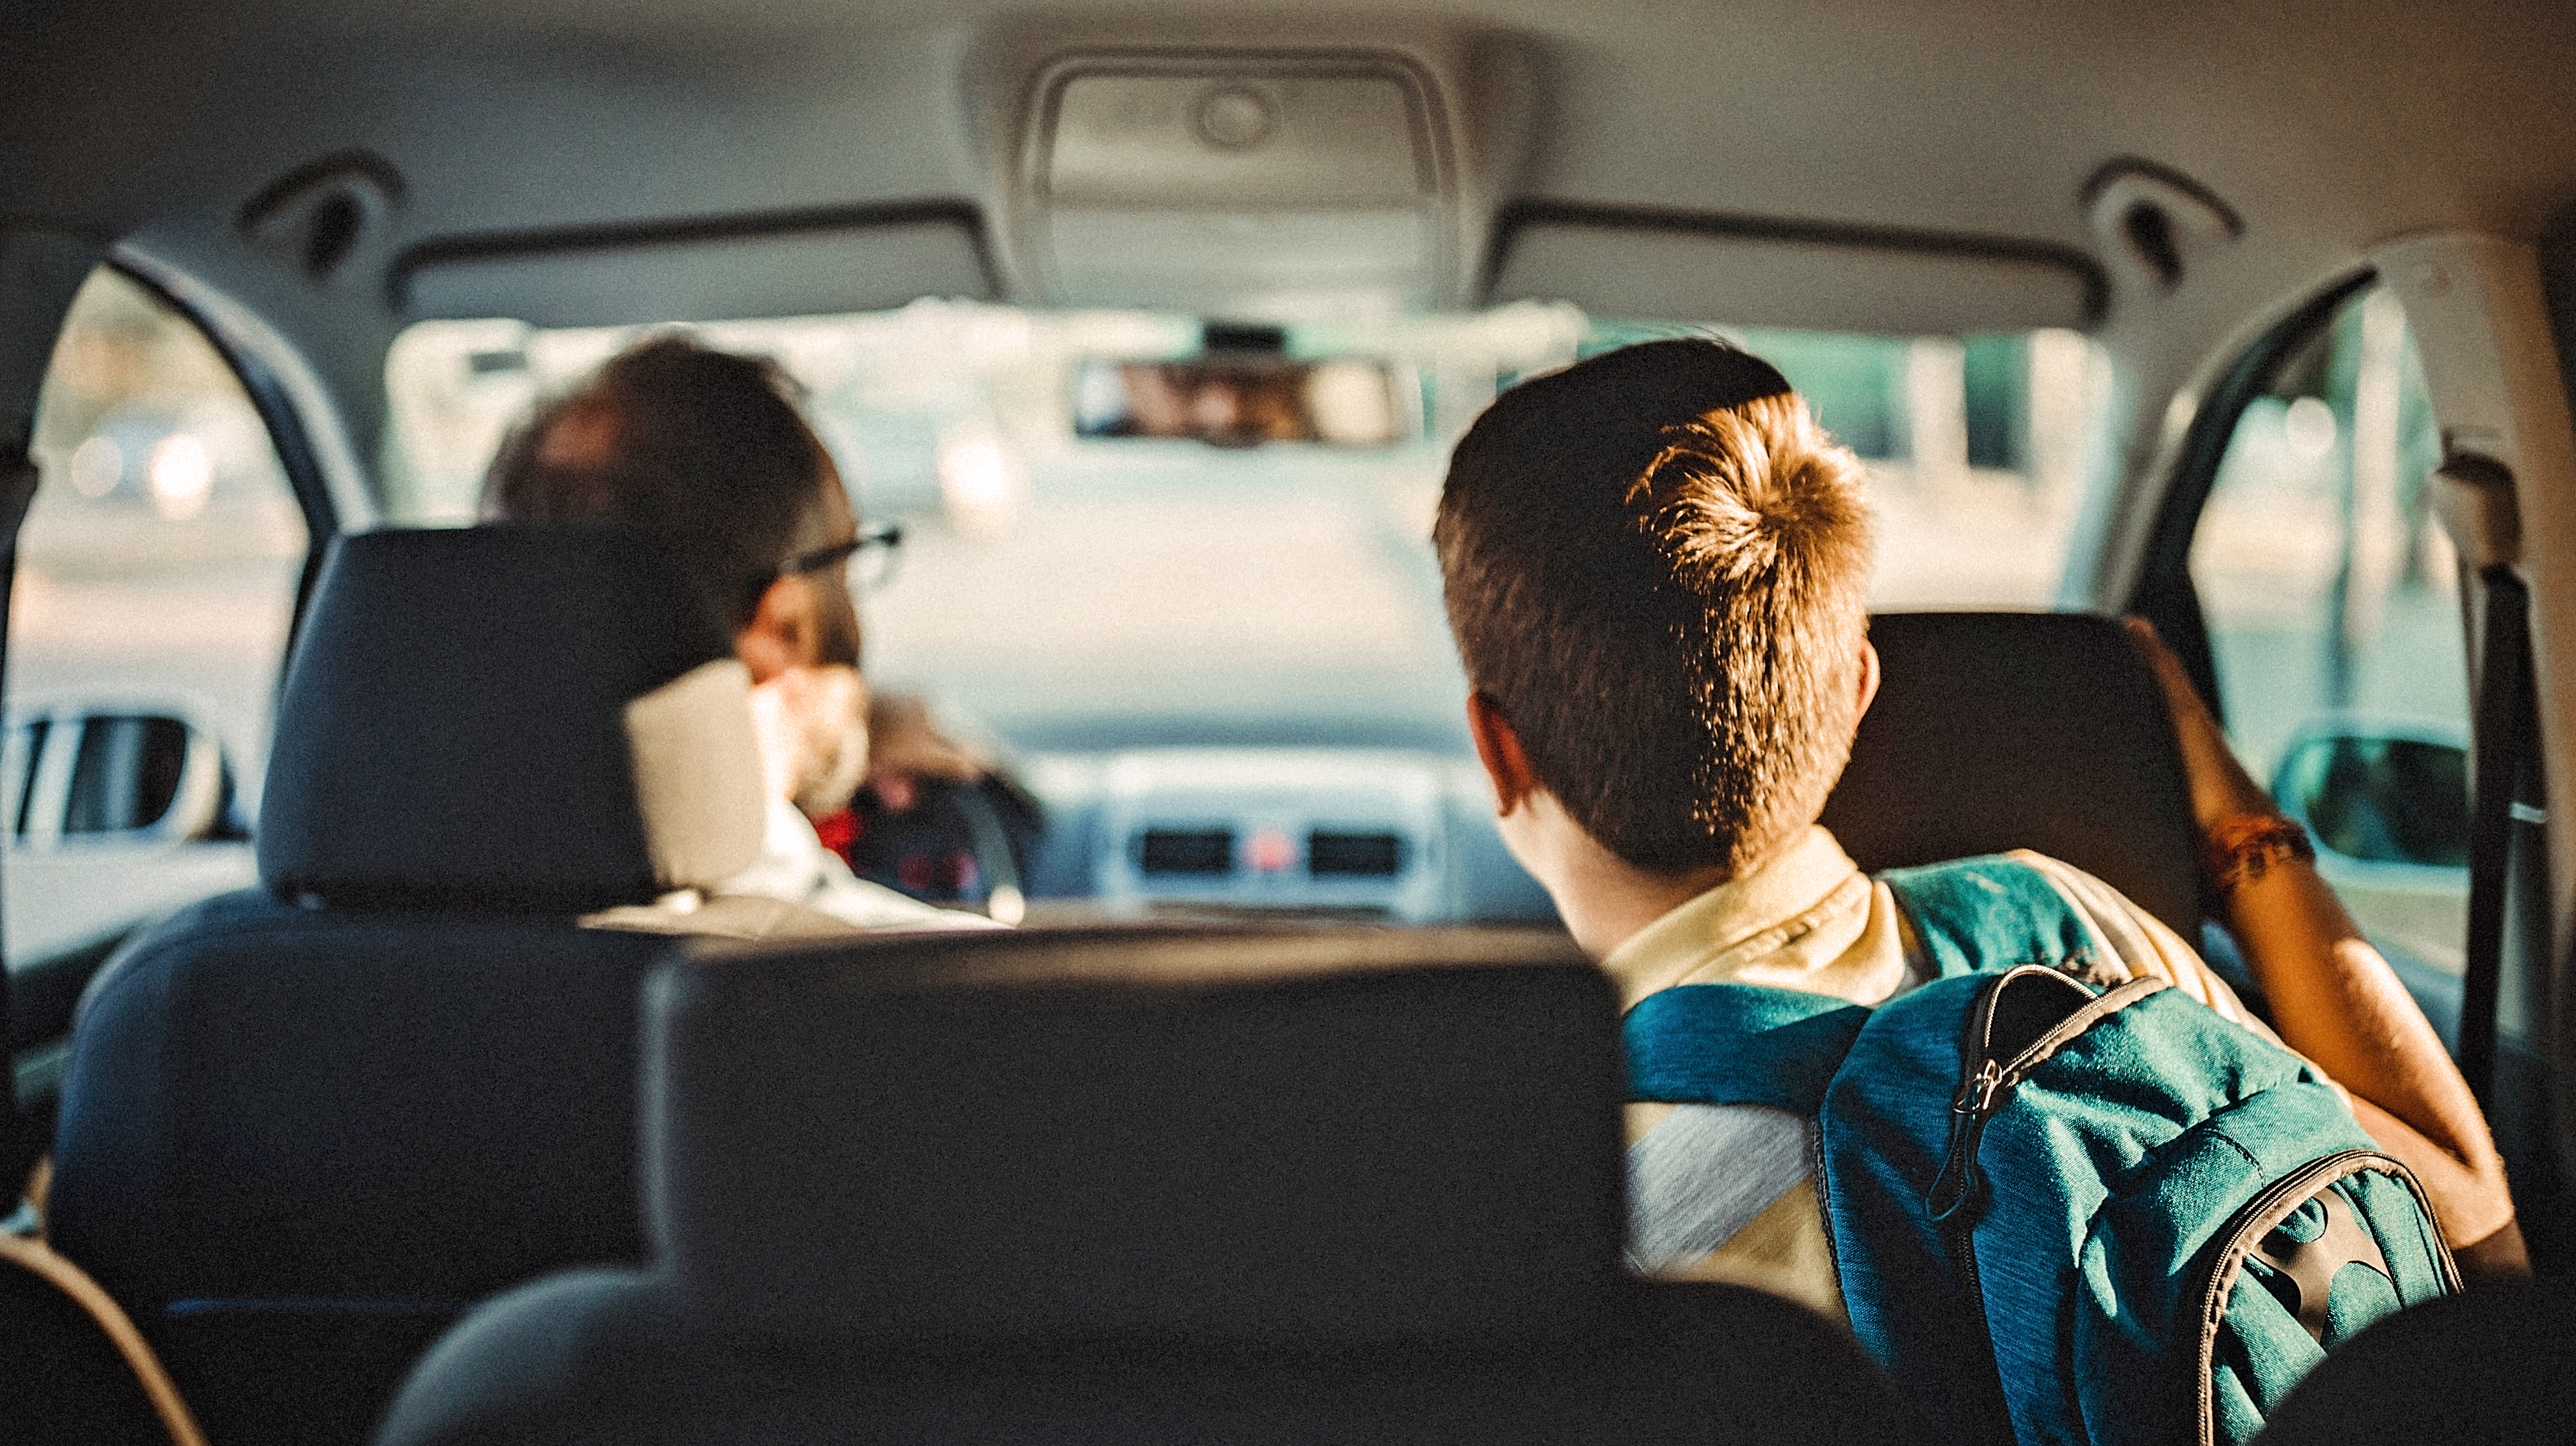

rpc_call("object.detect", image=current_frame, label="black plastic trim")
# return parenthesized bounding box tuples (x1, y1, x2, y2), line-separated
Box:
(2123, 268, 2377, 719)
(1483, 199, 2112, 327)
(235, 150, 408, 238)
(386, 199, 998, 314)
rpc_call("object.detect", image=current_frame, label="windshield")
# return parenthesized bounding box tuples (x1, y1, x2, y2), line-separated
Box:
(383, 303, 2107, 757)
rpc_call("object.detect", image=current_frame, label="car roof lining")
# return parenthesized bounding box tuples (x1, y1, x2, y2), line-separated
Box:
(13, 2, 2576, 295)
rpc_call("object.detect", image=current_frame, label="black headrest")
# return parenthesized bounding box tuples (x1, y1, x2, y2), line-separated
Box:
(1819, 611, 2201, 936)
(259, 525, 755, 912)
(643, 926, 1618, 1344)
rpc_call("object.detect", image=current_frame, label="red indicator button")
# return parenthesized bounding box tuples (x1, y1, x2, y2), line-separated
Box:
(1244, 827, 1297, 874)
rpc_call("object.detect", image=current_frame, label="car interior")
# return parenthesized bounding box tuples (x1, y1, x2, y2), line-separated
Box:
(7, 1, 2576, 1442)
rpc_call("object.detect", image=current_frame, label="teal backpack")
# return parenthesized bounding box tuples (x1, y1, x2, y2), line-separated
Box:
(1624, 855, 2460, 1446)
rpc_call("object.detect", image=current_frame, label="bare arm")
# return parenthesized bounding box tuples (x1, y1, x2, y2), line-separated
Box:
(2129, 620, 2525, 1273)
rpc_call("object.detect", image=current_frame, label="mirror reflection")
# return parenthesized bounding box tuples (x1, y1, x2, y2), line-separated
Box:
(8, 711, 235, 844)
(1072, 355, 1409, 447)
(2271, 730, 2469, 869)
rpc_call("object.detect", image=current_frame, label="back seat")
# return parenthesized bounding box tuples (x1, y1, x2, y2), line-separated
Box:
(48, 525, 780, 1446)
(375, 924, 1934, 1446)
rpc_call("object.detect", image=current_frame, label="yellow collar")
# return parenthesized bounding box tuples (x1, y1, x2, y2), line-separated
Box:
(1597, 826, 1875, 1011)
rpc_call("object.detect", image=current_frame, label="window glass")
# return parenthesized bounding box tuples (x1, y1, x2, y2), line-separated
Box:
(2191, 283, 2467, 975)
(1710, 325, 2105, 608)
(9, 268, 307, 962)
(385, 303, 2110, 756)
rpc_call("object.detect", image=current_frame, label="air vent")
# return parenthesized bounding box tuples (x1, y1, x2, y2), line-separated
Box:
(1138, 828, 1234, 875)
(1308, 830, 1403, 877)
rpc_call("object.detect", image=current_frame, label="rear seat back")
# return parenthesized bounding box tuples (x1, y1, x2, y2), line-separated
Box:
(1821, 610, 2203, 936)
(49, 525, 772, 1446)
(376, 927, 1932, 1446)
(650, 927, 1619, 1345)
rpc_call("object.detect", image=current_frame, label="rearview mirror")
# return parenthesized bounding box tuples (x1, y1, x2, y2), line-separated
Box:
(1071, 356, 1411, 447)
(2269, 725, 2469, 870)
(5, 710, 238, 847)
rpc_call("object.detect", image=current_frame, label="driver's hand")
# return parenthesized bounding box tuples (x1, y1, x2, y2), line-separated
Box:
(864, 691, 986, 813)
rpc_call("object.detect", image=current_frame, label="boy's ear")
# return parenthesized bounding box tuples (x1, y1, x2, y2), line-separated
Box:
(1466, 691, 1540, 816)
(1854, 639, 1882, 731)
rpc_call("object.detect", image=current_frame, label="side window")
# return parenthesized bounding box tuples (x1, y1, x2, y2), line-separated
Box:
(7, 268, 308, 965)
(2190, 283, 2466, 976)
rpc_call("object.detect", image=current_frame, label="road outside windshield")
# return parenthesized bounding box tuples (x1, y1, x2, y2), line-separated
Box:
(384, 301, 2108, 757)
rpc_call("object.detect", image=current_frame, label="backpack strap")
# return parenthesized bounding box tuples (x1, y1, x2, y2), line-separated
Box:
(1622, 987, 1855, 1270)
(1879, 854, 2107, 982)
(1623, 856, 2100, 1114)
(1626, 983, 1869, 1115)
(0, 1231, 208, 1446)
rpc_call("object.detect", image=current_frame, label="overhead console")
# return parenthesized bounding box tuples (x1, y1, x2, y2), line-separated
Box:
(979, 21, 1537, 316)
(978, 19, 2108, 337)
(1017, 54, 1451, 314)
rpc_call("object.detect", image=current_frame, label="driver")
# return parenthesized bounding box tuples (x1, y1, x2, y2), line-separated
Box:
(482, 334, 1000, 931)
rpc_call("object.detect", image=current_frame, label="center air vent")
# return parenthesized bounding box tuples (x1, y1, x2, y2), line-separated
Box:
(1138, 827, 1235, 875)
(1307, 830, 1403, 876)
(1091, 748, 1451, 920)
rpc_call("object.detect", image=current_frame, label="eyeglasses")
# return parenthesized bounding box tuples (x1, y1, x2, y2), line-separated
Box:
(776, 521, 904, 593)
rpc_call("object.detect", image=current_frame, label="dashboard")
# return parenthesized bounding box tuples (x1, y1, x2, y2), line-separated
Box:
(1020, 744, 1552, 923)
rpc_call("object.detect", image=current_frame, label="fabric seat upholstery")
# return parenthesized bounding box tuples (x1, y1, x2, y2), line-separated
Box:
(1820, 610, 2203, 935)
(375, 926, 1932, 1446)
(49, 525, 772, 1446)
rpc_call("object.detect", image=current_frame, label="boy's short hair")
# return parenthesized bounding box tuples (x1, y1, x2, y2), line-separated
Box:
(1434, 338, 1876, 874)
(482, 334, 846, 650)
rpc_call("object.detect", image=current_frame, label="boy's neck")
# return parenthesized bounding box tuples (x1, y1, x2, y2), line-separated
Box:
(1559, 859, 1737, 962)
(1506, 789, 1776, 959)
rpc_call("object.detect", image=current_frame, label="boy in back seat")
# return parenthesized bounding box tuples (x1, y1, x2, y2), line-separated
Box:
(1431, 337, 2523, 1317)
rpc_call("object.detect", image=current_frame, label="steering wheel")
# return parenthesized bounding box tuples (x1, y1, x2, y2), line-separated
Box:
(844, 774, 1044, 923)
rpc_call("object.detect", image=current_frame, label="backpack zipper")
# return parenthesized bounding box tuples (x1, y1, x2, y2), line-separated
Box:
(1929, 1057, 2007, 1225)
(2188, 1149, 2459, 1446)
(1927, 970, 2168, 1228)
(1924, 967, 2168, 1446)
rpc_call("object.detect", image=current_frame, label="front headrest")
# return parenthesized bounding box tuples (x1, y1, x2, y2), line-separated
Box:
(259, 526, 767, 912)
(644, 926, 1619, 1344)
(1818, 611, 2201, 935)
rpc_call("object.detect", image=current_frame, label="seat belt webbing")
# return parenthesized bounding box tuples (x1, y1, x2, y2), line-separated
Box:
(2461, 564, 2533, 1113)
(0, 1231, 208, 1446)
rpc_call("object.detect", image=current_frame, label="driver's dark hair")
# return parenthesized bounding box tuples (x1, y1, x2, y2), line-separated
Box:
(482, 334, 844, 646)
(1434, 338, 1875, 874)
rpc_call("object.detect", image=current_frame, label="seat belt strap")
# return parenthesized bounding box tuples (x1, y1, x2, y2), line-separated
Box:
(2461, 564, 2533, 1112)
(0, 1231, 209, 1446)
(1624, 984, 1868, 1114)
(1625, 1104, 1815, 1273)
